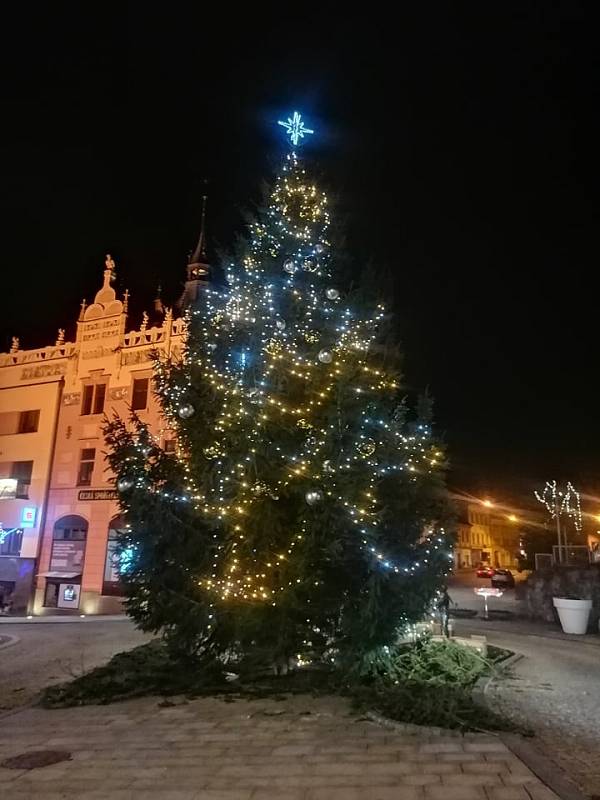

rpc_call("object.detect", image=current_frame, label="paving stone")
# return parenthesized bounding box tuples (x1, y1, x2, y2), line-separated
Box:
(521, 786, 561, 800)
(425, 787, 487, 799)
(484, 787, 532, 800)
(0, 694, 551, 800)
(464, 742, 510, 753)
(307, 789, 424, 800)
(420, 742, 464, 753)
(442, 773, 503, 786)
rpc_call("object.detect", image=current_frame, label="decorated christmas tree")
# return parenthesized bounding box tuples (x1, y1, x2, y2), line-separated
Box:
(104, 113, 452, 668)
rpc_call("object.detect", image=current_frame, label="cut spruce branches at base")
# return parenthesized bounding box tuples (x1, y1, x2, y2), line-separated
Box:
(40, 636, 520, 733)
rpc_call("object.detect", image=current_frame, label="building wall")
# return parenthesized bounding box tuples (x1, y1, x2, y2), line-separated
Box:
(1, 260, 184, 614)
(454, 505, 521, 570)
(0, 349, 67, 610)
(33, 267, 184, 614)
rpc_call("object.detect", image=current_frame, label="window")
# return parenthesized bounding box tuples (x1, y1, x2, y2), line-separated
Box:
(103, 516, 127, 595)
(77, 449, 95, 486)
(18, 409, 40, 433)
(81, 383, 107, 415)
(0, 527, 23, 556)
(0, 410, 40, 435)
(164, 438, 176, 454)
(131, 377, 149, 411)
(11, 461, 33, 499)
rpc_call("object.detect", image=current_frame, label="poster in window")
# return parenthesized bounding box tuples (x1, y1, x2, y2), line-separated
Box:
(50, 540, 86, 572)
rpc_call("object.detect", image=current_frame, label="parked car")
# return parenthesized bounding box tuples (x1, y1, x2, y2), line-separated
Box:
(491, 569, 515, 588)
(476, 564, 495, 578)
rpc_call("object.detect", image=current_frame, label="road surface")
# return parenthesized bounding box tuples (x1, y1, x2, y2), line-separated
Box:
(0, 619, 151, 710)
(455, 617, 600, 797)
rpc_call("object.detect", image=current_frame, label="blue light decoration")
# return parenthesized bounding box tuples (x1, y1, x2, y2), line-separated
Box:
(277, 111, 314, 147)
(119, 546, 136, 574)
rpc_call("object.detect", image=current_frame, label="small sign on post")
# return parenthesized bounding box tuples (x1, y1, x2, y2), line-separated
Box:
(474, 587, 503, 619)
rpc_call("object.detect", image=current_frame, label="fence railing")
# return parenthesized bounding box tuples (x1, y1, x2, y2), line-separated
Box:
(535, 546, 591, 569)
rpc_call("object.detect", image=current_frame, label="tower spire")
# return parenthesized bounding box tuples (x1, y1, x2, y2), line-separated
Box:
(187, 194, 210, 282)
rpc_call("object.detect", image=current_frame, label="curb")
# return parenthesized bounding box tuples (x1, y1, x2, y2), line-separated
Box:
(364, 710, 463, 738)
(500, 733, 589, 800)
(480, 651, 588, 800)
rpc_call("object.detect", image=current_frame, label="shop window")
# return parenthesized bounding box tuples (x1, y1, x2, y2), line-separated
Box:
(103, 516, 127, 596)
(0, 527, 23, 555)
(43, 516, 88, 608)
(164, 438, 176, 454)
(77, 449, 96, 486)
(131, 377, 149, 411)
(81, 383, 107, 415)
(18, 409, 40, 433)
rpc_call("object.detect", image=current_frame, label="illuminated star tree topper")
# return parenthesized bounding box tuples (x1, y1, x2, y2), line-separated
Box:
(277, 110, 314, 146)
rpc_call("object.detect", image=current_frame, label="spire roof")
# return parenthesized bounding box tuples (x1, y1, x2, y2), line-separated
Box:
(187, 195, 210, 281)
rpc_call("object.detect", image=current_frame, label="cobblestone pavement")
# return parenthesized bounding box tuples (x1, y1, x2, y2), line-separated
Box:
(456, 620, 600, 798)
(0, 620, 151, 710)
(0, 694, 560, 800)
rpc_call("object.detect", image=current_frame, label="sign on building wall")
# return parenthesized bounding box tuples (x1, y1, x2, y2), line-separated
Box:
(77, 489, 118, 501)
(50, 540, 85, 572)
(21, 507, 37, 527)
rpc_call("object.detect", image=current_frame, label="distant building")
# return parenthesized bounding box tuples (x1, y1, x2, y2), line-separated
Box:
(0, 246, 208, 614)
(455, 503, 521, 570)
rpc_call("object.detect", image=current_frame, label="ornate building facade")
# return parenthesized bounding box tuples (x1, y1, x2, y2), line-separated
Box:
(0, 256, 187, 613)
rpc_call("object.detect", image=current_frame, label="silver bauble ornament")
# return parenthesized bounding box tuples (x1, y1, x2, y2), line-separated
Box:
(207, 343, 217, 352)
(305, 489, 324, 506)
(357, 438, 376, 457)
(322, 460, 335, 474)
(276, 319, 286, 330)
(283, 258, 298, 274)
(315, 243, 326, 254)
(117, 476, 134, 492)
(304, 258, 318, 272)
(178, 404, 195, 419)
(326, 288, 340, 300)
(318, 349, 333, 364)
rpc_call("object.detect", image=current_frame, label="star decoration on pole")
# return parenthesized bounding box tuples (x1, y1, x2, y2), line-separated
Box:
(278, 111, 314, 146)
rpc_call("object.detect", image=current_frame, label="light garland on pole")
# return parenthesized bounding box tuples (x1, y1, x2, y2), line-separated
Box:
(534, 480, 582, 563)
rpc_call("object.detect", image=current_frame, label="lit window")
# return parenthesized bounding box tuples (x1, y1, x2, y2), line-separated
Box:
(0, 527, 23, 555)
(164, 438, 177, 454)
(77, 449, 96, 486)
(131, 378, 149, 411)
(81, 384, 107, 416)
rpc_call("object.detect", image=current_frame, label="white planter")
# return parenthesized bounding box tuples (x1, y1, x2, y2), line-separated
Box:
(552, 597, 592, 634)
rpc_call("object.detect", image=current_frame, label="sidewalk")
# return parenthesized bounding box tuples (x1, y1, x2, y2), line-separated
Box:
(0, 693, 560, 800)
(452, 616, 600, 647)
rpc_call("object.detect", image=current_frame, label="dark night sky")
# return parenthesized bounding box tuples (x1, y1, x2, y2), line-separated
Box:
(1, 5, 598, 499)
